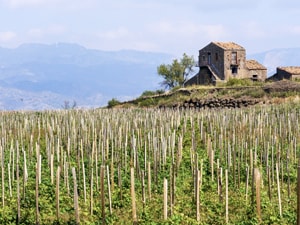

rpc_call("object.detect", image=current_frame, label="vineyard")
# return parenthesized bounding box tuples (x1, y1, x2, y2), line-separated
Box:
(0, 103, 300, 224)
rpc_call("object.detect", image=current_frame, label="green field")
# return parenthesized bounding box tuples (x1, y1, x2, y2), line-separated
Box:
(0, 103, 299, 224)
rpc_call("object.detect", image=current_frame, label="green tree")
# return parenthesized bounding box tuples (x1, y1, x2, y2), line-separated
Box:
(157, 53, 195, 89)
(107, 98, 120, 108)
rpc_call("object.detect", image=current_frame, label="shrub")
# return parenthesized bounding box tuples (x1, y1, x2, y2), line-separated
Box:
(140, 90, 165, 98)
(107, 98, 121, 108)
(138, 98, 156, 107)
(140, 90, 157, 97)
(226, 78, 254, 87)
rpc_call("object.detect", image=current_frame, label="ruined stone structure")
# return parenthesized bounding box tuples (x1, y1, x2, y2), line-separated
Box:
(185, 42, 267, 85)
(267, 66, 300, 81)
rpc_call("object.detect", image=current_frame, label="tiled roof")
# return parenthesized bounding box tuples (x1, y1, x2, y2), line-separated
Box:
(212, 42, 245, 50)
(278, 66, 300, 74)
(246, 60, 267, 70)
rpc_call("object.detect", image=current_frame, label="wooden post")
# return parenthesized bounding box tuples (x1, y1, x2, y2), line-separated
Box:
(142, 171, 146, 212)
(254, 168, 261, 222)
(1, 161, 4, 208)
(101, 165, 106, 224)
(8, 163, 12, 197)
(17, 144, 20, 224)
(297, 161, 300, 225)
(276, 163, 282, 217)
(219, 167, 223, 202)
(148, 162, 151, 200)
(39, 154, 42, 184)
(130, 167, 138, 224)
(225, 169, 228, 224)
(81, 144, 87, 203)
(106, 165, 112, 215)
(36, 161, 40, 225)
(196, 170, 201, 222)
(267, 166, 272, 201)
(163, 178, 168, 220)
(72, 167, 80, 225)
(56, 166, 61, 221)
(23, 150, 28, 200)
(245, 165, 249, 203)
(51, 154, 54, 184)
(90, 167, 94, 216)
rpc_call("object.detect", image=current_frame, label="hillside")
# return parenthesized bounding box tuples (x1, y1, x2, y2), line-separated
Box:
(112, 80, 300, 108)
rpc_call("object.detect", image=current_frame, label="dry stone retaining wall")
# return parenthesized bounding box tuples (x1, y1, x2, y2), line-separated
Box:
(162, 98, 261, 109)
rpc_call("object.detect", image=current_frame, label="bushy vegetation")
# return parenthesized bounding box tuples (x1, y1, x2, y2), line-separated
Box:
(233, 87, 266, 98)
(223, 78, 263, 87)
(140, 89, 165, 97)
(107, 98, 121, 108)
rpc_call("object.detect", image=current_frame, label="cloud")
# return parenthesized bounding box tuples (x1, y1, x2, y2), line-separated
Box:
(288, 26, 300, 35)
(27, 25, 66, 38)
(2, 0, 98, 9)
(149, 21, 229, 40)
(97, 27, 131, 40)
(241, 22, 266, 38)
(3, 0, 47, 7)
(0, 31, 16, 42)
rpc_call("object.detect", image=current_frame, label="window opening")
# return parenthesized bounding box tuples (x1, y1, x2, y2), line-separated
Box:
(231, 52, 237, 64)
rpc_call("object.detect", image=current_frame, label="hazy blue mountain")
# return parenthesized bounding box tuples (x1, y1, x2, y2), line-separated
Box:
(0, 43, 173, 110)
(249, 48, 300, 76)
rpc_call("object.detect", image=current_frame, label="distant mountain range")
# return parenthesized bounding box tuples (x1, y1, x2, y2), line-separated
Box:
(0, 43, 173, 110)
(0, 43, 299, 110)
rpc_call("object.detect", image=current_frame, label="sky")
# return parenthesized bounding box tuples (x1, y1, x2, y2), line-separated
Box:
(1, 0, 300, 57)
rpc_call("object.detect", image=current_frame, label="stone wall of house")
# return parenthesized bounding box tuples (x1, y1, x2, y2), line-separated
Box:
(247, 69, 267, 81)
(199, 43, 225, 79)
(199, 43, 248, 81)
(223, 49, 248, 80)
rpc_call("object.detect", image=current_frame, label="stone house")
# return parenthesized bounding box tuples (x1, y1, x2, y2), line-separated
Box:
(267, 66, 300, 81)
(185, 42, 267, 85)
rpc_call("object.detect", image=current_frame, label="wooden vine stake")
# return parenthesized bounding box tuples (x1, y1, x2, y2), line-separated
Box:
(130, 167, 138, 224)
(1, 147, 4, 208)
(56, 166, 61, 222)
(163, 178, 168, 220)
(297, 160, 300, 225)
(8, 163, 12, 197)
(51, 154, 54, 184)
(90, 167, 94, 216)
(254, 168, 261, 222)
(106, 165, 112, 215)
(101, 165, 106, 224)
(267, 166, 272, 201)
(276, 163, 282, 217)
(72, 167, 80, 225)
(23, 150, 28, 200)
(17, 144, 20, 224)
(245, 165, 249, 203)
(225, 169, 228, 224)
(36, 158, 40, 225)
(148, 162, 151, 200)
(196, 170, 201, 222)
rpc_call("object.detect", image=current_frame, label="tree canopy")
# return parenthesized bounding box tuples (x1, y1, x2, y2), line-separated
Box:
(157, 53, 195, 89)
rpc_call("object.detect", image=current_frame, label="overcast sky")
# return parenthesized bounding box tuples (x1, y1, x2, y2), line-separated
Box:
(1, 0, 300, 57)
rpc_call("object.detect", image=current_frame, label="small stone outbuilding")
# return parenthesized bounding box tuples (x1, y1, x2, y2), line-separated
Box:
(267, 66, 300, 81)
(185, 42, 267, 86)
